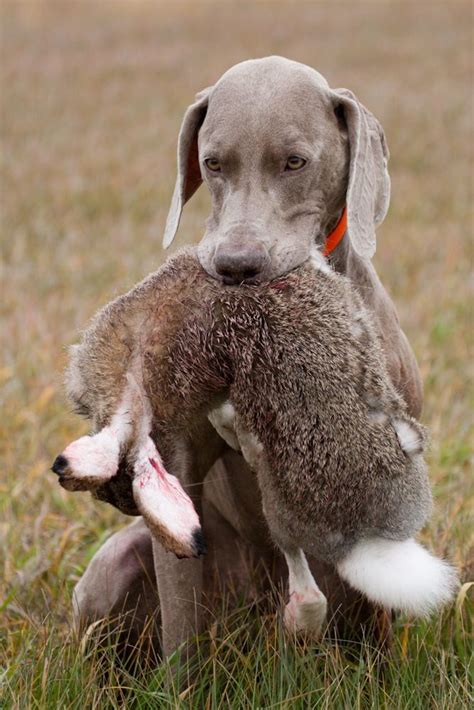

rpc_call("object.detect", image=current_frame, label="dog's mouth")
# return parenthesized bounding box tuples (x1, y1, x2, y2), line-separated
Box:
(212, 265, 300, 289)
(219, 270, 265, 286)
(201, 263, 269, 287)
(198, 245, 310, 289)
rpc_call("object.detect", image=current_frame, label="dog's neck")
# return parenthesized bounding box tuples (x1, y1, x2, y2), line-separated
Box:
(327, 232, 351, 275)
(319, 207, 351, 275)
(324, 211, 375, 288)
(323, 207, 347, 259)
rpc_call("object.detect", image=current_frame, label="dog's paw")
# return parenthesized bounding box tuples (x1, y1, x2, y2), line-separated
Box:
(284, 588, 327, 640)
(52, 428, 120, 490)
(132, 437, 205, 559)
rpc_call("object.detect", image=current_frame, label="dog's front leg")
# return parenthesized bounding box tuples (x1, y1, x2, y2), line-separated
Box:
(152, 542, 205, 659)
(152, 425, 225, 660)
(152, 450, 207, 662)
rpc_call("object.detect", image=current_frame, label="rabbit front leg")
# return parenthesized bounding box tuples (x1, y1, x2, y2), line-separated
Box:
(52, 388, 134, 490)
(283, 547, 328, 639)
(53, 366, 206, 559)
(132, 434, 206, 559)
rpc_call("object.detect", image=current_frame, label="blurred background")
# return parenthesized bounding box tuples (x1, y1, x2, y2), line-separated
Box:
(1, 0, 472, 703)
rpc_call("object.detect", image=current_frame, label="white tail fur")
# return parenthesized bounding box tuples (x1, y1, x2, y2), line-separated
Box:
(337, 538, 458, 617)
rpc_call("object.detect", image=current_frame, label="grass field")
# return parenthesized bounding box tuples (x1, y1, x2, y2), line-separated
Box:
(1, 1, 473, 707)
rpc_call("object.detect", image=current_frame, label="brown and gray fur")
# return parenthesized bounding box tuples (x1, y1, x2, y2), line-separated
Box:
(67, 56, 426, 657)
(56, 245, 451, 649)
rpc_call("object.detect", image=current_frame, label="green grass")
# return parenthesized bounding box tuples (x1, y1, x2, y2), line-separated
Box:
(2, 599, 472, 708)
(1, 1, 473, 707)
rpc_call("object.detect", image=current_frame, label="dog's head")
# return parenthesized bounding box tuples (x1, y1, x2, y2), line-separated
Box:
(163, 56, 390, 283)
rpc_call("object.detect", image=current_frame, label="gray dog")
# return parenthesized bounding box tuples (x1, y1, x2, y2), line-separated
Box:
(69, 57, 424, 657)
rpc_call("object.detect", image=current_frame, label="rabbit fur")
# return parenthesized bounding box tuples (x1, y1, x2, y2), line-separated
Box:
(54, 247, 457, 629)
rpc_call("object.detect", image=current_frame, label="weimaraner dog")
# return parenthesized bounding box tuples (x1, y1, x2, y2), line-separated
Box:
(72, 57, 422, 659)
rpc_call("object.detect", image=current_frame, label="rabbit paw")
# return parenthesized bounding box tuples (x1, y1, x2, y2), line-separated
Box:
(52, 428, 120, 490)
(284, 588, 327, 640)
(132, 436, 205, 559)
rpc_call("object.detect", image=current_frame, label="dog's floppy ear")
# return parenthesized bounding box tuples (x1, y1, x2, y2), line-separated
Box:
(163, 87, 212, 249)
(331, 89, 390, 260)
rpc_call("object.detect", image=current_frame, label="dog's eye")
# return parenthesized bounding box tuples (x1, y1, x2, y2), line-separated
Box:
(285, 156, 306, 171)
(204, 158, 221, 172)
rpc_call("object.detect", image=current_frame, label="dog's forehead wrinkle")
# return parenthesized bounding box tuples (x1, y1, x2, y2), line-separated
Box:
(204, 69, 330, 150)
(205, 92, 326, 138)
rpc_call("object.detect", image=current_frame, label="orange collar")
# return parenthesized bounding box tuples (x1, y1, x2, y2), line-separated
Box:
(323, 207, 347, 257)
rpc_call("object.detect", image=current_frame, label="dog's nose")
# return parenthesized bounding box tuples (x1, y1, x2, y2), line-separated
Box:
(214, 243, 269, 284)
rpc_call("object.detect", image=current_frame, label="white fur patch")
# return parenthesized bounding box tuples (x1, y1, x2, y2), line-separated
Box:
(238, 429, 264, 471)
(208, 401, 240, 450)
(394, 419, 423, 456)
(62, 428, 120, 484)
(309, 246, 332, 275)
(350, 320, 364, 338)
(337, 537, 458, 617)
(60, 384, 135, 484)
(367, 408, 388, 425)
